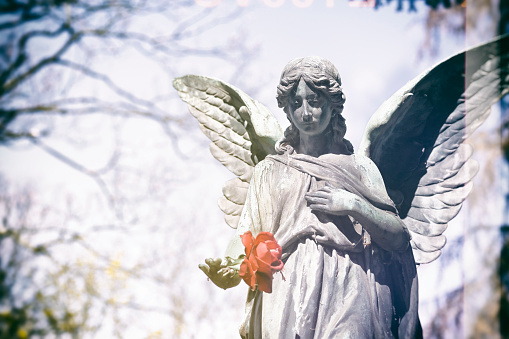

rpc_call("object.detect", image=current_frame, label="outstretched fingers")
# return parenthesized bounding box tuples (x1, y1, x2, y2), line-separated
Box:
(200, 258, 241, 289)
(206, 257, 222, 268)
(198, 263, 210, 276)
(218, 267, 236, 279)
(200, 257, 222, 278)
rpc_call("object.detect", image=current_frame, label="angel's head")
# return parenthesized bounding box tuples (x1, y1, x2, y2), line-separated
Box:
(275, 56, 352, 154)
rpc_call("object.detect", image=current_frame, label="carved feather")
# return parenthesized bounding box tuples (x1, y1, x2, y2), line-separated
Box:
(359, 35, 509, 264)
(173, 75, 283, 228)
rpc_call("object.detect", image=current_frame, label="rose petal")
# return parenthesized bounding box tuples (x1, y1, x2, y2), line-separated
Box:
(269, 247, 282, 263)
(239, 231, 284, 293)
(256, 272, 272, 293)
(271, 260, 284, 272)
(239, 259, 256, 290)
(247, 251, 259, 271)
(254, 243, 273, 275)
(240, 231, 255, 256)
(255, 242, 272, 263)
(254, 232, 278, 246)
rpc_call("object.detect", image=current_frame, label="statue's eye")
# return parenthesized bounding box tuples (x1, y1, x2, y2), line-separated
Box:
(307, 96, 320, 107)
(292, 99, 301, 107)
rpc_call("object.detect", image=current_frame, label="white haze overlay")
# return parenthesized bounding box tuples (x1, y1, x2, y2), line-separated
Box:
(0, 1, 502, 337)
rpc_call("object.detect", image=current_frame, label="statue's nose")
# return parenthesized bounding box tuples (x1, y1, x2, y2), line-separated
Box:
(302, 106, 312, 122)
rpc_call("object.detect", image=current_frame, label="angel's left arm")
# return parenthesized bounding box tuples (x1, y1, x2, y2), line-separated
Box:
(306, 155, 410, 252)
(347, 191, 410, 252)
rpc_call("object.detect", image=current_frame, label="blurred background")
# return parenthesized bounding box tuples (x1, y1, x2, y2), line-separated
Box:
(0, 0, 507, 338)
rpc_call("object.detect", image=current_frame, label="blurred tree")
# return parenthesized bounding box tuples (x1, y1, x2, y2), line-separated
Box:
(0, 0, 251, 144)
(0, 0, 253, 205)
(0, 0, 254, 337)
(498, 0, 509, 337)
(0, 178, 93, 338)
(367, 0, 463, 11)
(413, 1, 509, 338)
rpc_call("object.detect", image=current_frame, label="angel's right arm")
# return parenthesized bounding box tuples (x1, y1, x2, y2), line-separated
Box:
(232, 159, 275, 236)
(201, 161, 275, 289)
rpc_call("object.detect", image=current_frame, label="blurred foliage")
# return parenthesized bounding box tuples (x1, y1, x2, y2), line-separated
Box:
(368, 0, 494, 58)
(367, 0, 463, 11)
(417, 0, 500, 58)
(419, 0, 509, 337)
(0, 0, 252, 337)
(0, 0, 251, 145)
(0, 179, 91, 338)
(500, 226, 509, 337)
(499, 0, 509, 337)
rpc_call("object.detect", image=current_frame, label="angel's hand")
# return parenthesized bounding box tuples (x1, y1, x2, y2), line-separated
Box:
(199, 257, 241, 290)
(305, 185, 358, 216)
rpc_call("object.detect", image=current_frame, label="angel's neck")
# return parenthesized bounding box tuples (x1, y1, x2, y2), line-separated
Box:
(298, 133, 332, 157)
(297, 133, 350, 157)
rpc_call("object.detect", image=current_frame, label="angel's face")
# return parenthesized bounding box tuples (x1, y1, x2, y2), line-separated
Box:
(288, 78, 332, 136)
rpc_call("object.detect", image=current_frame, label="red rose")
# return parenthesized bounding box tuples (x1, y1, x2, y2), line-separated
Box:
(238, 231, 284, 293)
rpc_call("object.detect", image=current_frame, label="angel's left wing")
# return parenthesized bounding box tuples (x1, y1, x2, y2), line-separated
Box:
(359, 35, 509, 264)
(173, 75, 283, 229)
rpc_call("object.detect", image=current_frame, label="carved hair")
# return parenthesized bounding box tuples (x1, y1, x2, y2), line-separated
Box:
(275, 56, 353, 154)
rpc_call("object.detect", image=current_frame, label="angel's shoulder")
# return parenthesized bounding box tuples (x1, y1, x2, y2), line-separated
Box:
(254, 157, 276, 170)
(250, 157, 277, 181)
(350, 154, 386, 190)
(351, 153, 379, 172)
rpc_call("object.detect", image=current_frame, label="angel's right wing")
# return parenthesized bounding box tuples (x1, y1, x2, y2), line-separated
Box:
(173, 75, 283, 229)
(359, 35, 509, 264)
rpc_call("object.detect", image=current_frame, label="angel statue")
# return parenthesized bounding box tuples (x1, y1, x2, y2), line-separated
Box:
(174, 35, 509, 338)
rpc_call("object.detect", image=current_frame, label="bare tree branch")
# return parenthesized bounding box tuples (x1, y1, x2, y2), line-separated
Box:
(29, 136, 116, 207)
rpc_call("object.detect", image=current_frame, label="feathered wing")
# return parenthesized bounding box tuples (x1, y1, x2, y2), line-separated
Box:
(173, 75, 283, 229)
(359, 35, 509, 264)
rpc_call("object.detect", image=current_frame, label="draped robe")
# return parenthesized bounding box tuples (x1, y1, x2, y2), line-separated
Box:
(236, 152, 421, 339)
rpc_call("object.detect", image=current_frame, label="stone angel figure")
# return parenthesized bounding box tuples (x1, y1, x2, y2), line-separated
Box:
(173, 35, 509, 338)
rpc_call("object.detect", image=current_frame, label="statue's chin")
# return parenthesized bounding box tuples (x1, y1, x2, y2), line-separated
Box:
(298, 123, 328, 136)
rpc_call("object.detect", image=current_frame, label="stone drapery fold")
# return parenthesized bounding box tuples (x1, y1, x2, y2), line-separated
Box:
(237, 152, 420, 339)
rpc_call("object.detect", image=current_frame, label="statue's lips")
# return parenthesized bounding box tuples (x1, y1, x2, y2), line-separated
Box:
(300, 121, 317, 129)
